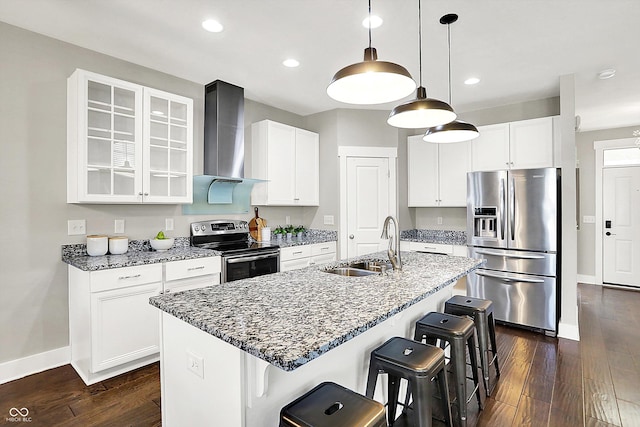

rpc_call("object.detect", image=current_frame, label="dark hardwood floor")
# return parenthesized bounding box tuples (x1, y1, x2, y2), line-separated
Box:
(2, 284, 640, 426)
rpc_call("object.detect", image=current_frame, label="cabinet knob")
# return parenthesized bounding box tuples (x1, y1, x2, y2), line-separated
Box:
(349, 234, 354, 239)
(138, 192, 143, 196)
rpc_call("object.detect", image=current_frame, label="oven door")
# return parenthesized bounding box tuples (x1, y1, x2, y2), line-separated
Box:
(222, 251, 280, 283)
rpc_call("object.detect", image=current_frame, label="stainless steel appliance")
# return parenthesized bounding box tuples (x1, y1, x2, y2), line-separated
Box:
(190, 220, 279, 283)
(467, 168, 561, 335)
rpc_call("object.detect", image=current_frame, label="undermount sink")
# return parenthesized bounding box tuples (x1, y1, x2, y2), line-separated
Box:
(324, 267, 378, 277)
(324, 260, 393, 277)
(348, 261, 393, 273)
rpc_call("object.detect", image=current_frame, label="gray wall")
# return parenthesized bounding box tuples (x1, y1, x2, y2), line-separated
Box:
(410, 97, 561, 231)
(575, 124, 640, 277)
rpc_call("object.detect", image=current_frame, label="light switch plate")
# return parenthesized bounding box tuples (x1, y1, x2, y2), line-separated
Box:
(323, 215, 334, 225)
(114, 219, 125, 234)
(165, 218, 174, 231)
(67, 219, 86, 236)
(285, 216, 291, 225)
(186, 351, 204, 378)
(437, 217, 443, 225)
(583, 215, 596, 224)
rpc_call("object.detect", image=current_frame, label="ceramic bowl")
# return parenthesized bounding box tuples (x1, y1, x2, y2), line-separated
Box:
(150, 237, 174, 251)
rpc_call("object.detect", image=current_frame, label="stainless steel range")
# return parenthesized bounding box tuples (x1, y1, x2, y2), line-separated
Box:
(190, 220, 280, 283)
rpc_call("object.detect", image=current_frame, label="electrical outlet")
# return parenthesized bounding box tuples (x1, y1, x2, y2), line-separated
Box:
(186, 351, 204, 378)
(285, 216, 291, 225)
(67, 220, 86, 236)
(323, 215, 334, 225)
(165, 218, 174, 231)
(114, 219, 125, 234)
(437, 217, 443, 225)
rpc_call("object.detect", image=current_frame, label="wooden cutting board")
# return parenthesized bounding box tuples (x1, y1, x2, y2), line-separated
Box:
(249, 207, 266, 240)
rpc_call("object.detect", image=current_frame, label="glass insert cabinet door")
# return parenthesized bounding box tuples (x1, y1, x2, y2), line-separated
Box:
(74, 71, 144, 202)
(143, 88, 193, 203)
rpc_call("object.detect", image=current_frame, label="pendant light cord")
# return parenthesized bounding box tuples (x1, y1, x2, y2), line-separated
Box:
(418, 0, 423, 87)
(368, 0, 372, 49)
(447, 20, 452, 104)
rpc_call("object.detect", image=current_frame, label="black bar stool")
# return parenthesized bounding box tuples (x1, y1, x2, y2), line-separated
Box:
(365, 336, 452, 427)
(414, 312, 483, 427)
(280, 381, 386, 427)
(444, 295, 501, 396)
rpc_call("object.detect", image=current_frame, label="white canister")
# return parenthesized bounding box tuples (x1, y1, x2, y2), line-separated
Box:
(108, 236, 129, 255)
(260, 227, 271, 242)
(86, 235, 108, 256)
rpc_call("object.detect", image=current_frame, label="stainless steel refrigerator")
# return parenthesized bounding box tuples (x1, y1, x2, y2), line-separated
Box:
(467, 168, 561, 335)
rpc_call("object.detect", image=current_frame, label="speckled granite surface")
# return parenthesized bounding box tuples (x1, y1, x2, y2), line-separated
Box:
(266, 229, 337, 248)
(149, 251, 482, 371)
(400, 229, 467, 245)
(62, 237, 220, 271)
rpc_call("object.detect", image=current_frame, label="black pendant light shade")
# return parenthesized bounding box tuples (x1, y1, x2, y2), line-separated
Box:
(327, 1, 416, 105)
(328, 47, 416, 105)
(423, 13, 480, 143)
(423, 119, 479, 143)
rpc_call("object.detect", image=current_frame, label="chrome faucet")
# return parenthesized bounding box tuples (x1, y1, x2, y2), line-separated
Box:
(381, 215, 402, 271)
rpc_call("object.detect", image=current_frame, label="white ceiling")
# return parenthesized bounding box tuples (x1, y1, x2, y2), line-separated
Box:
(1, 0, 639, 132)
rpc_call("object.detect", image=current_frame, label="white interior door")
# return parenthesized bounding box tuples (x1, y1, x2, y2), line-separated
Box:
(346, 157, 391, 258)
(603, 166, 640, 287)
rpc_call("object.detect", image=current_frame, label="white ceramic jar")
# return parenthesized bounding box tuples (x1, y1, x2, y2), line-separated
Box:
(108, 236, 129, 254)
(86, 235, 108, 256)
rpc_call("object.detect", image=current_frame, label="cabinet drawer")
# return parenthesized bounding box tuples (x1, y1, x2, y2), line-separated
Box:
(165, 257, 221, 281)
(409, 242, 453, 255)
(311, 241, 336, 256)
(309, 253, 336, 266)
(90, 264, 162, 293)
(280, 245, 312, 261)
(281, 257, 311, 272)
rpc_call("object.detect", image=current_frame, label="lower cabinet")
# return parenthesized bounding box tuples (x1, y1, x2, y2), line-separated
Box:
(280, 241, 337, 272)
(69, 256, 220, 385)
(401, 241, 468, 294)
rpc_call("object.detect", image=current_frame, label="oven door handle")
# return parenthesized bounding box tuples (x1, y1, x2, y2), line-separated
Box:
(226, 253, 278, 264)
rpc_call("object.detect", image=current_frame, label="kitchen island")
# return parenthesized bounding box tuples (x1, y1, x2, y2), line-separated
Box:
(149, 251, 483, 426)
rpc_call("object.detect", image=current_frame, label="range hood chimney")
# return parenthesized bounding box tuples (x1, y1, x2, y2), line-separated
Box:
(204, 80, 244, 179)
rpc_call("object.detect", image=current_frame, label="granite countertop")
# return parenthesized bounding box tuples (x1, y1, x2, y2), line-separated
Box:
(400, 229, 467, 246)
(62, 237, 220, 271)
(149, 251, 483, 371)
(261, 229, 337, 248)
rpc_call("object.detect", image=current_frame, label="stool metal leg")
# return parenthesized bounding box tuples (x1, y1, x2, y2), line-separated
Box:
(436, 367, 453, 427)
(451, 337, 468, 427)
(488, 312, 501, 378)
(467, 335, 483, 411)
(475, 312, 491, 396)
(365, 354, 379, 399)
(411, 377, 432, 427)
(387, 375, 401, 426)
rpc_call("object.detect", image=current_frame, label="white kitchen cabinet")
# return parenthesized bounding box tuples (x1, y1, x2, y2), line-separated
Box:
(471, 116, 556, 171)
(250, 120, 319, 206)
(407, 136, 470, 207)
(280, 242, 337, 272)
(69, 255, 220, 385)
(67, 69, 193, 204)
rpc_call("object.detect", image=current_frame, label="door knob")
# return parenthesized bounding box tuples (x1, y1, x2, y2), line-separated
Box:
(349, 234, 354, 239)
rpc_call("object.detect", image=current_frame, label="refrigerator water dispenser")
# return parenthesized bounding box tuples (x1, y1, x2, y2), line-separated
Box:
(473, 207, 497, 238)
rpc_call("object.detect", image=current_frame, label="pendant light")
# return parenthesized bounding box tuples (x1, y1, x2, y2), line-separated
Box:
(387, 0, 456, 129)
(327, 0, 416, 105)
(423, 14, 479, 143)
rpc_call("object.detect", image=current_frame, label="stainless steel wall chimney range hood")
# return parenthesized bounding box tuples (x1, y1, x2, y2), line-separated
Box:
(197, 80, 260, 205)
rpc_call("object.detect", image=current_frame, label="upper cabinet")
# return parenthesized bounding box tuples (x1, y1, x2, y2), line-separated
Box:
(67, 69, 193, 204)
(471, 116, 558, 171)
(250, 120, 319, 206)
(407, 135, 471, 207)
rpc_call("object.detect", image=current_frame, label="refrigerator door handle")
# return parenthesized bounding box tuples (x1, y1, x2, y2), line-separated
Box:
(509, 175, 516, 241)
(499, 178, 505, 240)
(475, 270, 545, 284)
(475, 249, 546, 260)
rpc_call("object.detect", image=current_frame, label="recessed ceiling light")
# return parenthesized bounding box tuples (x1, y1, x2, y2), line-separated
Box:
(202, 19, 223, 33)
(283, 59, 300, 68)
(362, 15, 383, 29)
(597, 68, 616, 80)
(464, 77, 480, 85)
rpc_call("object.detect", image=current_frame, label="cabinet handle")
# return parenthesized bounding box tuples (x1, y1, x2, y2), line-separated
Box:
(118, 274, 141, 280)
(424, 246, 437, 250)
(293, 251, 303, 255)
(294, 198, 300, 201)
(188, 266, 205, 271)
(138, 192, 149, 196)
(321, 247, 329, 251)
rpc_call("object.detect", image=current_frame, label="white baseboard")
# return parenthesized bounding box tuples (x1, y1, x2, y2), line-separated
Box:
(0, 346, 70, 385)
(577, 274, 597, 285)
(558, 321, 580, 341)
